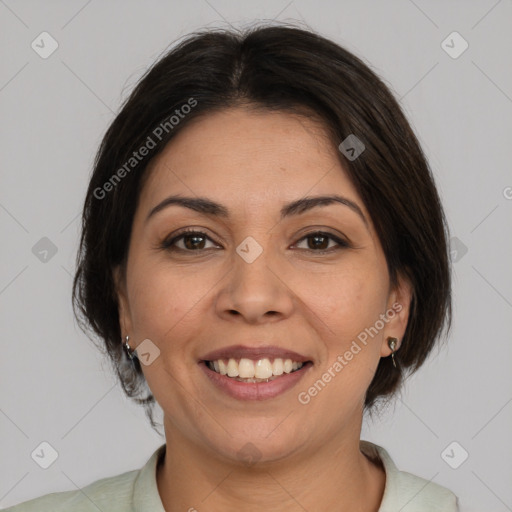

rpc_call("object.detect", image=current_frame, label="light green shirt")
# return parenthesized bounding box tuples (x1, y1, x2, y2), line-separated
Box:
(2, 441, 458, 511)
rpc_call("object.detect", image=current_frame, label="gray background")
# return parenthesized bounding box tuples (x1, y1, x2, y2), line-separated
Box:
(1, 0, 511, 510)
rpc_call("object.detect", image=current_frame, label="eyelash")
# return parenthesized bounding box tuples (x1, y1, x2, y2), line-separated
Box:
(159, 228, 350, 254)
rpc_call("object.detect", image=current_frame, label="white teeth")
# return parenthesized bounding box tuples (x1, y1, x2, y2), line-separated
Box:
(272, 358, 284, 375)
(208, 357, 305, 379)
(238, 358, 255, 378)
(254, 358, 273, 379)
(226, 358, 239, 377)
(218, 359, 228, 375)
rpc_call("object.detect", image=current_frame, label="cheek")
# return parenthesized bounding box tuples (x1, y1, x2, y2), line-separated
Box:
(296, 271, 388, 414)
(126, 258, 218, 345)
(296, 264, 388, 342)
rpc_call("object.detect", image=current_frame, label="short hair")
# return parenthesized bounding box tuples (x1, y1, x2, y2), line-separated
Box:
(72, 23, 452, 429)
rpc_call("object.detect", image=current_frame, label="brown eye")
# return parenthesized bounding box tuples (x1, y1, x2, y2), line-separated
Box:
(307, 234, 329, 250)
(181, 233, 207, 250)
(161, 230, 219, 252)
(294, 231, 349, 252)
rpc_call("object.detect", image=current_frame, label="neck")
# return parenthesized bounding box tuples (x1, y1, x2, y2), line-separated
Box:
(156, 419, 385, 512)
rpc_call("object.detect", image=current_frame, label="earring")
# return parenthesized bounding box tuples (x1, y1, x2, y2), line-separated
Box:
(387, 337, 398, 368)
(123, 335, 135, 360)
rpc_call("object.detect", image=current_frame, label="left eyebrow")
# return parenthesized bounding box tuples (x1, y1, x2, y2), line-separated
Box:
(280, 195, 368, 228)
(145, 194, 368, 228)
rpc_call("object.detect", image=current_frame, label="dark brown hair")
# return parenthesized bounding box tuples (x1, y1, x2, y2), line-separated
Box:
(72, 23, 451, 430)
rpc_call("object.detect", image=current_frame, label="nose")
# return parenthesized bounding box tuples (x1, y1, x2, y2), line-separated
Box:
(214, 244, 295, 325)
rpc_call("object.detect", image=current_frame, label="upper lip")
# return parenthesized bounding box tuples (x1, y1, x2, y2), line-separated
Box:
(200, 345, 312, 363)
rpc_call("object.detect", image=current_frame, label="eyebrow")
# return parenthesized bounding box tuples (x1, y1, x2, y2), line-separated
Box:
(146, 194, 368, 227)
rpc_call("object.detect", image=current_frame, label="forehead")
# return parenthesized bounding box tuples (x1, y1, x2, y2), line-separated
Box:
(138, 107, 363, 216)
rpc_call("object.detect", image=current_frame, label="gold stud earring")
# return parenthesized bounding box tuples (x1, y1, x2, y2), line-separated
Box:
(387, 337, 398, 368)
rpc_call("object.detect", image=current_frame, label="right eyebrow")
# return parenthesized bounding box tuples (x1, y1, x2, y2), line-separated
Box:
(146, 196, 228, 224)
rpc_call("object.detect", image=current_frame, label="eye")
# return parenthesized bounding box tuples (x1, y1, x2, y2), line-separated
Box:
(159, 229, 349, 254)
(160, 230, 220, 251)
(293, 231, 349, 252)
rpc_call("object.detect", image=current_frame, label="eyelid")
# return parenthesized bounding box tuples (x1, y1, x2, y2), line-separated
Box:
(292, 231, 350, 251)
(161, 228, 221, 250)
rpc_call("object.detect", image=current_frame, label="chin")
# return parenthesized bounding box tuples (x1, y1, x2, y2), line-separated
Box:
(205, 426, 304, 466)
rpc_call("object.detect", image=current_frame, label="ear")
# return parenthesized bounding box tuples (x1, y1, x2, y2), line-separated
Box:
(113, 264, 132, 338)
(380, 271, 413, 357)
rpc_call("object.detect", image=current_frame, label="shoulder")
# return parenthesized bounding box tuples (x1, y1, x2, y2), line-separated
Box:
(1, 468, 139, 512)
(360, 440, 459, 512)
(2, 444, 167, 512)
(387, 467, 459, 511)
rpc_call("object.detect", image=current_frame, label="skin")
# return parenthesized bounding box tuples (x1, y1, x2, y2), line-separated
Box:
(114, 107, 412, 512)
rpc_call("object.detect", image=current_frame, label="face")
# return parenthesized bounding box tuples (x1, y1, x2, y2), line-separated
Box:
(115, 107, 411, 464)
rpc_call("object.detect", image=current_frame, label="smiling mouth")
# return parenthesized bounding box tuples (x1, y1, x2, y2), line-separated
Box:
(203, 357, 312, 383)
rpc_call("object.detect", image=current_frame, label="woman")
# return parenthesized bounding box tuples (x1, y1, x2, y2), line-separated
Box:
(5, 24, 458, 511)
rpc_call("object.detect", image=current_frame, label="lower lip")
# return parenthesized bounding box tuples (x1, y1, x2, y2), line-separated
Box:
(199, 361, 313, 401)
